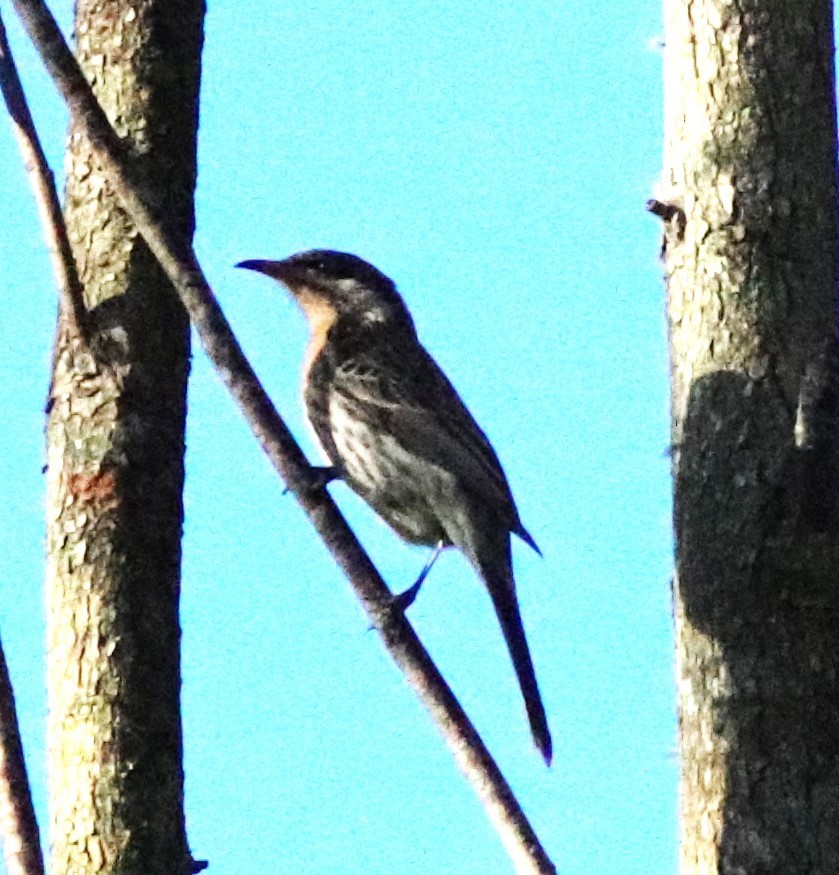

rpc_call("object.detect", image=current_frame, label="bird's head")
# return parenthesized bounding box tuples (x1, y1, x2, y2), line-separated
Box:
(236, 250, 414, 334)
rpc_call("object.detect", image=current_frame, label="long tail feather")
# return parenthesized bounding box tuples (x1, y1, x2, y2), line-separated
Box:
(479, 551, 552, 764)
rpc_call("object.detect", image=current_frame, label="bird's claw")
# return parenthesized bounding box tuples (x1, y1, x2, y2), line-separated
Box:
(366, 582, 421, 630)
(386, 542, 443, 614)
(283, 465, 342, 496)
(391, 580, 423, 613)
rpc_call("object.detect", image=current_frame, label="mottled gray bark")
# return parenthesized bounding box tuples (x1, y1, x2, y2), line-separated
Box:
(661, 2, 839, 873)
(45, 1, 204, 872)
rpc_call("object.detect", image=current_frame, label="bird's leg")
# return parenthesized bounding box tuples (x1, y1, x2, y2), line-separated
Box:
(283, 465, 342, 496)
(393, 541, 444, 611)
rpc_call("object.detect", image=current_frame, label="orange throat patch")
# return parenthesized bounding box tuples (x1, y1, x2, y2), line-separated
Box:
(295, 288, 339, 381)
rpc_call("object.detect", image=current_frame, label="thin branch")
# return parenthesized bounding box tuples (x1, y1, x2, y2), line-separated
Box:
(0, 635, 44, 875)
(0, 11, 87, 342)
(8, 2, 557, 872)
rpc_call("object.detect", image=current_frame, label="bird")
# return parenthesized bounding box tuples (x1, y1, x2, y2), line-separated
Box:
(236, 250, 552, 764)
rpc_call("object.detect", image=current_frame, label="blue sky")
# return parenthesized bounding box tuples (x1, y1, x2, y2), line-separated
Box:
(0, 2, 673, 872)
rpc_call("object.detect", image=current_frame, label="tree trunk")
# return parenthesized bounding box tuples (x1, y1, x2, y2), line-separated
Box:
(45, 1, 204, 872)
(661, 2, 839, 873)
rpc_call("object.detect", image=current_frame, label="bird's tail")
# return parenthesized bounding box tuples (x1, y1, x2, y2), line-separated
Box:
(477, 545, 552, 765)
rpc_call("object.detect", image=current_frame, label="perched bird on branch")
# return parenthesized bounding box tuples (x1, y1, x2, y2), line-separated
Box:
(237, 250, 551, 764)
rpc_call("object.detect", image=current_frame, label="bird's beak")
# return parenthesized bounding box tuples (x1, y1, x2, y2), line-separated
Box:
(237, 258, 336, 328)
(235, 259, 294, 281)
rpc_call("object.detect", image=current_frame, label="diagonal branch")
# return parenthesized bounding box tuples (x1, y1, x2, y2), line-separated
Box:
(0, 11, 87, 343)
(0, 635, 44, 875)
(7, 2, 556, 872)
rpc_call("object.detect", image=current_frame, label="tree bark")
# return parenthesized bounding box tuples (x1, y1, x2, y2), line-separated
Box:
(45, 1, 203, 872)
(661, 2, 839, 873)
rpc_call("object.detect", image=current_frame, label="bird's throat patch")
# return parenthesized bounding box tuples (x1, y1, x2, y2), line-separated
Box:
(296, 288, 339, 379)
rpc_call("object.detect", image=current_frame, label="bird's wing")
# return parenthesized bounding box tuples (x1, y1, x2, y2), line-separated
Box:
(330, 341, 521, 525)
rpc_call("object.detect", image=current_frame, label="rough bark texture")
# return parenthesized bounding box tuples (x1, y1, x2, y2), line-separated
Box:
(661, 2, 839, 873)
(45, 1, 204, 872)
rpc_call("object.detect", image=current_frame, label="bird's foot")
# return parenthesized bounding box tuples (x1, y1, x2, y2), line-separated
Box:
(391, 578, 424, 613)
(283, 465, 342, 496)
(308, 465, 342, 489)
(390, 542, 444, 613)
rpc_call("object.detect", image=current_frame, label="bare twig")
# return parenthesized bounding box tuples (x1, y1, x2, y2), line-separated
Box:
(0, 11, 87, 342)
(0, 636, 44, 875)
(8, 1, 557, 871)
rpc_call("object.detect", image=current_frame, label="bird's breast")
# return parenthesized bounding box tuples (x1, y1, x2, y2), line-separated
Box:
(327, 393, 450, 546)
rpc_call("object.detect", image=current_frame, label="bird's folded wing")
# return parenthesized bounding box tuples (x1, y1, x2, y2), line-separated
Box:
(331, 345, 519, 521)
